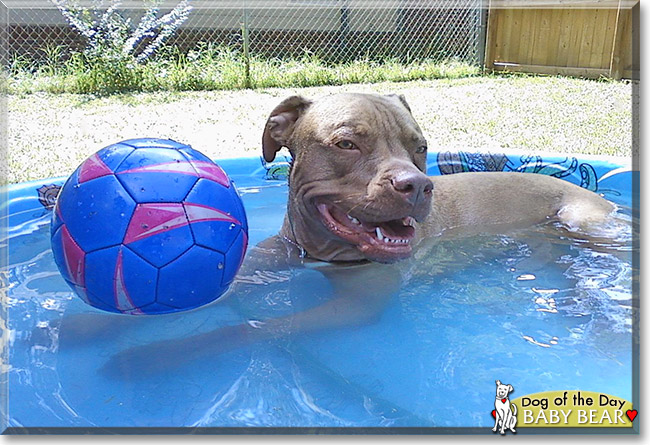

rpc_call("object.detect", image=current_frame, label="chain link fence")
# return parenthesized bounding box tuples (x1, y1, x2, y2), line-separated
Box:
(4, 0, 486, 69)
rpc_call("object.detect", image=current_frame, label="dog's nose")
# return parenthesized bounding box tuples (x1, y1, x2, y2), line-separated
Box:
(391, 170, 434, 205)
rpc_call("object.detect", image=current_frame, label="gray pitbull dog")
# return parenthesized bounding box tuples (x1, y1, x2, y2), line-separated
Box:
(104, 93, 615, 375)
(261, 93, 613, 264)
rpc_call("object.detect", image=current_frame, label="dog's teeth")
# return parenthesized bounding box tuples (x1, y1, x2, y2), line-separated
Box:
(346, 214, 360, 225)
(382, 238, 409, 245)
(374, 228, 411, 245)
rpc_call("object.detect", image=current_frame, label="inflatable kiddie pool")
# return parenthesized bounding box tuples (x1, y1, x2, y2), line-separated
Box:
(1, 150, 637, 431)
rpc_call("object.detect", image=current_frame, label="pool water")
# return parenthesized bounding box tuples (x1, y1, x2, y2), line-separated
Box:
(1, 153, 638, 431)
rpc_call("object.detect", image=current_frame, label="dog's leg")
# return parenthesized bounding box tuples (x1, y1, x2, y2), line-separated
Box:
(510, 230, 556, 273)
(101, 262, 401, 378)
(499, 409, 508, 435)
(226, 263, 400, 342)
(509, 404, 517, 432)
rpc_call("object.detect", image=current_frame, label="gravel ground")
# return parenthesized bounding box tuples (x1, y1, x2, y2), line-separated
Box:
(5, 76, 633, 184)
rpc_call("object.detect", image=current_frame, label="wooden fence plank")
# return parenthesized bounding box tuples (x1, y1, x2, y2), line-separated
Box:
(555, 8, 573, 67)
(508, 8, 523, 64)
(544, 9, 562, 67)
(601, 8, 618, 69)
(590, 10, 610, 68)
(565, 8, 585, 67)
(500, 8, 513, 62)
(523, 9, 539, 64)
(535, 9, 553, 66)
(577, 8, 596, 68)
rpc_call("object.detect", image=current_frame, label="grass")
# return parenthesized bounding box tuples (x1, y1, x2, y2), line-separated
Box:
(6, 74, 633, 185)
(7, 45, 481, 95)
(3, 44, 633, 185)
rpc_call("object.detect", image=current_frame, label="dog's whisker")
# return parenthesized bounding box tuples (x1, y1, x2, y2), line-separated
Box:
(345, 201, 367, 214)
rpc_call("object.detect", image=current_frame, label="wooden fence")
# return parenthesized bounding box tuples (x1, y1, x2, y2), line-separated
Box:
(484, 0, 639, 79)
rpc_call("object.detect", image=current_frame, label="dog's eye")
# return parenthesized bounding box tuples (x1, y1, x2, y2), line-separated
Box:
(415, 145, 427, 154)
(336, 140, 357, 150)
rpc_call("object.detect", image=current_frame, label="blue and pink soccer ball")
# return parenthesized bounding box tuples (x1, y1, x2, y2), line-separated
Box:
(50, 138, 248, 315)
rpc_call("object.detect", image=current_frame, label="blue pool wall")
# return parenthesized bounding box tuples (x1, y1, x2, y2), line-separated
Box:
(2, 150, 636, 231)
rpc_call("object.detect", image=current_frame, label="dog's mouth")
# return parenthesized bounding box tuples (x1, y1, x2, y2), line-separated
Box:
(316, 201, 416, 262)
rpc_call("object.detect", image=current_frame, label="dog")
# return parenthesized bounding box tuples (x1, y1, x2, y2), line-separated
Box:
(493, 380, 517, 435)
(103, 92, 616, 375)
(261, 93, 614, 264)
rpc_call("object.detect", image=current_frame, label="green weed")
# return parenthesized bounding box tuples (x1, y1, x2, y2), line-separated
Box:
(8, 44, 480, 95)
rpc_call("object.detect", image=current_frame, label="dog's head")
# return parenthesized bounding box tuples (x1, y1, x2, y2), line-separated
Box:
(263, 93, 433, 263)
(495, 380, 514, 399)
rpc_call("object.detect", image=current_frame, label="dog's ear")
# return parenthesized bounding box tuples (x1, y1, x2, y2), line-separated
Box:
(262, 95, 312, 162)
(508, 385, 514, 393)
(496, 380, 501, 386)
(386, 93, 412, 114)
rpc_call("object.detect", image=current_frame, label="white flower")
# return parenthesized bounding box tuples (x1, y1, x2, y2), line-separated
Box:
(50, 0, 192, 63)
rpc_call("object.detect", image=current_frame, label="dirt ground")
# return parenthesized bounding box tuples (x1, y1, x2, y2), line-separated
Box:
(5, 76, 634, 184)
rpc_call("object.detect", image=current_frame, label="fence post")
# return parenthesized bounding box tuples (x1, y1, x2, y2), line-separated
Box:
(0, 2, 6, 68)
(242, 6, 251, 88)
(477, 0, 489, 69)
(0, 0, 7, 207)
(337, 0, 350, 61)
(394, 3, 406, 63)
(483, 0, 497, 72)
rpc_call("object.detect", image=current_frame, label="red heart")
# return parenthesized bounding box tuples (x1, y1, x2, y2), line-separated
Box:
(491, 410, 496, 418)
(626, 409, 638, 422)
(501, 398, 507, 403)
